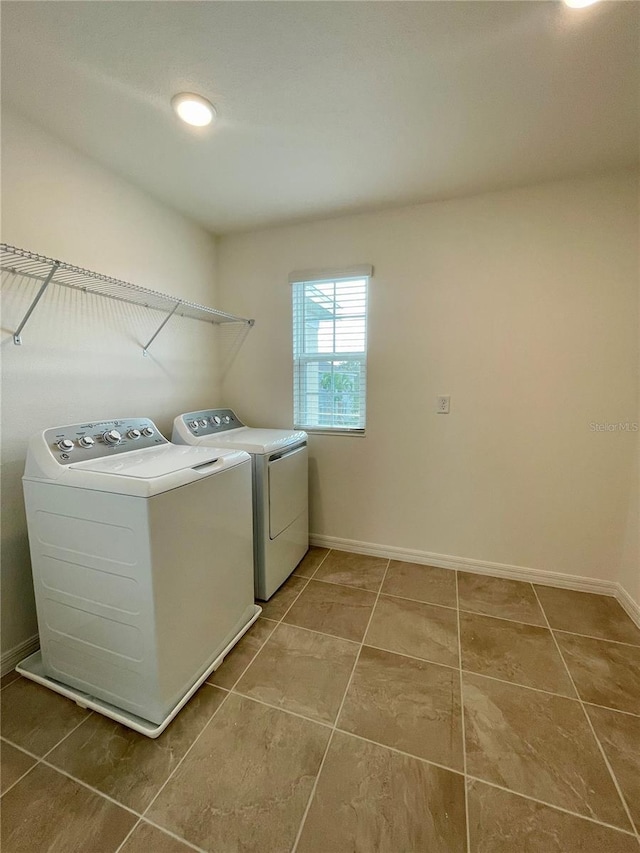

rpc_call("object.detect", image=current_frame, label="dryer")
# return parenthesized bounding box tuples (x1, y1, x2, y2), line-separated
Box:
(19, 417, 259, 737)
(173, 409, 308, 600)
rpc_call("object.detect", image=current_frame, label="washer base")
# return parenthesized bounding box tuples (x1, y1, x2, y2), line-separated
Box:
(16, 604, 262, 738)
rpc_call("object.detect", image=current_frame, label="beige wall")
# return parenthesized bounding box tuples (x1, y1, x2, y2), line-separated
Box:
(217, 172, 639, 602)
(1, 109, 221, 658)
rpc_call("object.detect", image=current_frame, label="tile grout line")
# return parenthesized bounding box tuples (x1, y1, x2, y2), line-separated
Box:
(550, 627, 640, 650)
(290, 557, 392, 853)
(456, 571, 472, 853)
(230, 689, 334, 730)
(114, 815, 209, 853)
(40, 710, 96, 762)
(465, 611, 639, 650)
(265, 576, 311, 623)
(297, 546, 332, 582)
(0, 710, 95, 799)
(456, 669, 589, 706)
(465, 773, 640, 839)
(267, 546, 332, 626)
(0, 743, 41, 799)
(360, 641, 590, 704)
(378, 588, 458, 611)
(332, 727, 465, 778)
(0, 671, 21, 691)
(208, 620, 280, 693)
(531, 584, 639, 841)
(138, 816, 210, 852)
(581, 701, 640, 721)
(37, 754, 144, 817)
(0, 736, 43, 763)
(458, 607, 550, 630)
(136, 688, 234, 827)
(243, 619, 361, 647)
(113, 817, 142, 853)
(8, 751, 212, 853)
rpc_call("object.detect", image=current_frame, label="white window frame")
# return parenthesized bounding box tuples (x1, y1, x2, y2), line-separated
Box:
(291, 265, 372, 435)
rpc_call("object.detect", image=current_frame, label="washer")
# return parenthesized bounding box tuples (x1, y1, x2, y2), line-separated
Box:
(173, 408, 308, 600)
(19, 417, 259, 737)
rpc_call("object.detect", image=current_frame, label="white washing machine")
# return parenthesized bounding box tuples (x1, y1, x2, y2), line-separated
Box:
(18, 417, 259, 737)
(173, 409, 308, 600)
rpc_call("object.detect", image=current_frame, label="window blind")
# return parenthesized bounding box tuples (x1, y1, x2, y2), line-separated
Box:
(292, 272, 369, 432)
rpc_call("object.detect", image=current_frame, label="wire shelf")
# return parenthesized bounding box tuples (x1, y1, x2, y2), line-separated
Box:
(1, 242, 254, 352)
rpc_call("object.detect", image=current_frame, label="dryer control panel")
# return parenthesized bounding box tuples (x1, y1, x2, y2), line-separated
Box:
(44, 418, 168, 465)
(181, 408, 244, 437)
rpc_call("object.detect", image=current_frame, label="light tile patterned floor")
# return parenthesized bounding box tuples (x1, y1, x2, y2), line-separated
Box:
(1, 547, 639, 852)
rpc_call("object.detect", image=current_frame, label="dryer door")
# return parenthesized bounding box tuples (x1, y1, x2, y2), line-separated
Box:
(268, 445, 308, 539)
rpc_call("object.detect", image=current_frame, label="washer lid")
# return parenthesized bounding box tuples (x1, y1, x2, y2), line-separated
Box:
(69, 443, 242, 478)
(194, 427, 307, 455)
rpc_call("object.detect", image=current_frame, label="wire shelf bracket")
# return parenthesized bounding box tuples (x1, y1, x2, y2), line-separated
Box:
(12, 259, 60, 345)
(142, 301, 181, 357)
(1, 243, 255, 354)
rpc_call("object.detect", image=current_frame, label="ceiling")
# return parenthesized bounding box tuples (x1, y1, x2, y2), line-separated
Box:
(2, 1, 638, 234)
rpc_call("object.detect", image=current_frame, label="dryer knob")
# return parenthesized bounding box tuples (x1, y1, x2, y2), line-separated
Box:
(57, 439, 75, 452)
(212, 416, 222, 425)
(103, 429, 122, 445)
(199, 419, 208, 427)
(223, 416, 231, 424)
(127, 429, 142, 440)
(78, 436, 95, 448)
(188, 420, 198, 429)
(141, 427, 154, 437)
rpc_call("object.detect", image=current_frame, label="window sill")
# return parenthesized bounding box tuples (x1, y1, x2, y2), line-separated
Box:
(297, 428, 366, 437)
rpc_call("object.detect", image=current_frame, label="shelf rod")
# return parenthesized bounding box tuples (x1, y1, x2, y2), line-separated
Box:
(142, 301, 181, 356)
(13, 261, 60, 345)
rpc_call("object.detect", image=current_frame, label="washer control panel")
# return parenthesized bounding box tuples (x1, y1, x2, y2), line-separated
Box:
(181, 408, 243, 437)
(44, 418, 167, 464)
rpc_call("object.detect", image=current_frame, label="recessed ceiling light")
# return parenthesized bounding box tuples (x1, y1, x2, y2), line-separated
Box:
(171, 93, 216, 127)
(562, 0, 601, 8)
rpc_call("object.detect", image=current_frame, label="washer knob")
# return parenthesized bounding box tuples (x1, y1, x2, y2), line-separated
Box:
(212, 416, 222, 425)
(188, 420, 198, 429)
(78, 436, 95, 448)
(223, 415, 231, 424)
(127, 429, 142, 440)
(141, 427, 154, 437)
(103, 429, 122, 445)
(199, 419, 208, 427)
(57, 439, 74, 452)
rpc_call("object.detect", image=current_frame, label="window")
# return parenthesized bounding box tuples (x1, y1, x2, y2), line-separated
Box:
(291, 266, 371, 432)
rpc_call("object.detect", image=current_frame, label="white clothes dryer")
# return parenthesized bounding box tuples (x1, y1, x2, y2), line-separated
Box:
(173, 409, 308, 600)
(19, 417, 259, 737)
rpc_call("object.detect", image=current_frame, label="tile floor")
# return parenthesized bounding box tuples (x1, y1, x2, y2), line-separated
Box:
(1, 548, 639, 852)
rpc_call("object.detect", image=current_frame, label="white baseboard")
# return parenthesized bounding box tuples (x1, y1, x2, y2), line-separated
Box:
(616, 583, 640, 629)
(310, 534, 640, 629)
(1, 634, 39, 677)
